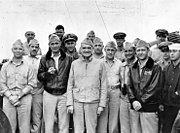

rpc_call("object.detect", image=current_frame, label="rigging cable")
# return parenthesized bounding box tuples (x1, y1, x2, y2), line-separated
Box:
(94, 0, 111, 40)
(63, 0, 74, 25)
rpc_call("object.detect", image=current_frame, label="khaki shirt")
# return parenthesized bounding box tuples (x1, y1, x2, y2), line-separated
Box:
(0, 58, 36, 95)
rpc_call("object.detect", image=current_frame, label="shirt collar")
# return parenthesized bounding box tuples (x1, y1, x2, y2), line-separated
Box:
(51, 52, 61, 58)
(138, 57, 149, 69)
(81, 55, 93, 62)
(10, 57, 24, 65)
(28, 54, 40, 59)
(172, 58, 180, 67)
(104, 57, 117, 63)
(123, 57, 137, 67)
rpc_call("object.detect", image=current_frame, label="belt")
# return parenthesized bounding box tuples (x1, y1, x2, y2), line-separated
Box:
(109, 85, 120, 90)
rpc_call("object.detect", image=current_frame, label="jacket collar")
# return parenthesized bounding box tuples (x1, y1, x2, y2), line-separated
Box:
(46, 48, 66, 60)
(133, 57, 154, 69)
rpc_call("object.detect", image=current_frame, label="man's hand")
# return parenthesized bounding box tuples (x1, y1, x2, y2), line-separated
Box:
(159, 105, 164, 112)
(9, 95, 19, 105)
(48, 67, 56, 74)
(132, 101, 142, 111)
(17, 90, 25, 100)
(67, 106, 74, 114)
(97, 106, 104, 116)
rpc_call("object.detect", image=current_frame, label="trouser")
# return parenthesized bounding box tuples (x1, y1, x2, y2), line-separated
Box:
(162, 105, 180, 133)
(171, 110, 180, 133)
(120, 99, 131, 133)
(3, 94, 32, 133)
(73, 102, 98, 133)
(43, 91, 69, 133)
(97, 88, 120, 133)
(130, 109, 159, 133)
(108, 89, 120, 133)
(96, 102, 108, 133)
(31, 93, 43, 133)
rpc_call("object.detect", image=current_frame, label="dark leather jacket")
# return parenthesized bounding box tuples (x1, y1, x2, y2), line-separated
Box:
(128, 57, 162, 112)
(162, 62, 180, 108)
(37, 49, 73, 95)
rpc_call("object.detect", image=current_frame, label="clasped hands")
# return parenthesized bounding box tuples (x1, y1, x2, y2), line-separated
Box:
(8, 91, 24, 107)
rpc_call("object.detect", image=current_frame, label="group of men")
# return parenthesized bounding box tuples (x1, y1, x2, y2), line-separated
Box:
(0, 25, 180, 133)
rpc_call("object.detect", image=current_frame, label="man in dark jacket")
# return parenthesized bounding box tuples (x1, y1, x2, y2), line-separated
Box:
(37, 34, 73, 133)
(162, 43, 180, 133)
(128, 40, 161, 133)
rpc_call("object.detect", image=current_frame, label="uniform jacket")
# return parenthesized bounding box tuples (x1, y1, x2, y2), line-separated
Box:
(37, 49, 73, 95)
(128, 57, 162, 112)
(162, 62, 180, 107)
(66, 57, 107, 107)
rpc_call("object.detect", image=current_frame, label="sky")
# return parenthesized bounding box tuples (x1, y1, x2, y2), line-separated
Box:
(0, 0, 180, 59)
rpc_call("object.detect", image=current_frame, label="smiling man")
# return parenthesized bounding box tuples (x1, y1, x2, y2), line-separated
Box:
(38, 34, 73, 133)
(0, 40, 36, 133)
(67, 38, 107, 133)
(63, 33, 79, 60)
(128, 40, 161, 133)
(120, 42, 136, 133)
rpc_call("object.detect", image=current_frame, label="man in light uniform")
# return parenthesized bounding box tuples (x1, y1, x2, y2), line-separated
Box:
(0, 40, 36, 133)
(67, 38, 107, 133)
(120, 42, 137, 133)
(23, 31, 42, 55)
(113, 32, 126, 62)
(93, 37, 104, 59)
(24, 39, 43, 133)
(149, 29, 168, 62)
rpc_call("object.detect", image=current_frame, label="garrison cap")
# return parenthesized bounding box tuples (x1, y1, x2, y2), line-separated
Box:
(25, 31, 35, 37)
(113, 32, 126, 40)
(63, 33, 78, 43)
(29, 39, 39, 46)
(49, 34, 60, 43)
(135, 40, 150, 49)
(105, 41, 117, 50)
(81, 38, 93, 47)
(158, 41, 172, 48)
(124, 42, 135, 50)
(13, 39, 23, 48)
(155, 29, 168, 38)
(93, 37, 103, 44)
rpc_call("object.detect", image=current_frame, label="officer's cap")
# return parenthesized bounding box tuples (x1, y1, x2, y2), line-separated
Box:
(155, 29, 168, 38)
(63, 33, 78, 43)
(113, 32, 126, 40)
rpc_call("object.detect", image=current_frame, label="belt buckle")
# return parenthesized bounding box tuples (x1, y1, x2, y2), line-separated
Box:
(111, 86, 115, 90)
